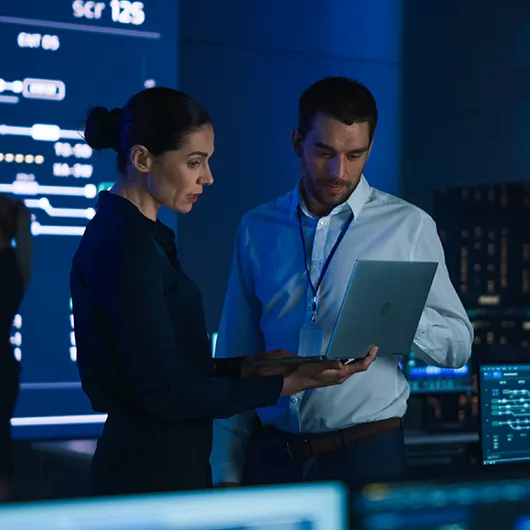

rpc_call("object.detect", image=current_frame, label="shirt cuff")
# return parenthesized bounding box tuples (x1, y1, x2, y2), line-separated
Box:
(411, 311, 444, 364)
(211, 460, 245, 486)
(242, 374, 284, 410)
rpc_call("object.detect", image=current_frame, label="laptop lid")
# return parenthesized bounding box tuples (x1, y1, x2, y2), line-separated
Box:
(326, 260, 438, 360)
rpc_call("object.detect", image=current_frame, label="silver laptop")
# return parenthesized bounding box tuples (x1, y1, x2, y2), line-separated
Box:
(326, 260, 438, 361)
(251, 260, 438, 365)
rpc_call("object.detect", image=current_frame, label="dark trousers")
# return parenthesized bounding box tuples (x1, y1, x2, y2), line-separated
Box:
(251, 424, 408, 493)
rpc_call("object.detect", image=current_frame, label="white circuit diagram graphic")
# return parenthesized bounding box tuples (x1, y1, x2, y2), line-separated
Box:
(0, 122, 98, 236)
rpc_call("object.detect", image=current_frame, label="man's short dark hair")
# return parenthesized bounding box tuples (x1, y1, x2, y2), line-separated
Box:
(298, 77, 378, 142)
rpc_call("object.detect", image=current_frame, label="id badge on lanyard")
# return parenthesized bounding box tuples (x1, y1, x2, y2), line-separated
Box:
(296, 206, 353, 357)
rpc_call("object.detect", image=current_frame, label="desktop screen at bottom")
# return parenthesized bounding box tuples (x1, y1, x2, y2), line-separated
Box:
(0, 482, 346, 530)
(480, 364, 530, 466)
(355, 479, 530, 530)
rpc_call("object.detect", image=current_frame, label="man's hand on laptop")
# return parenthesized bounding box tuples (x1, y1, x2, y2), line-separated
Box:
(281, 347, 377, 396)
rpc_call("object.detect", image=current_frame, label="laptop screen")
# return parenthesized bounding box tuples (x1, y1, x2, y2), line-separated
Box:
(480, 364, 530, 466)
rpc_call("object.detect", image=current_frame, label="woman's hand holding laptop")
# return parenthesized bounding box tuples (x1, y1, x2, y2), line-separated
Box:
(242, 346, 378, 396)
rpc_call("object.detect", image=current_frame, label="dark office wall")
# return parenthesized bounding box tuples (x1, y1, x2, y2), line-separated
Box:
(401, 1, 529, 214)
(178, 0, 404, 331)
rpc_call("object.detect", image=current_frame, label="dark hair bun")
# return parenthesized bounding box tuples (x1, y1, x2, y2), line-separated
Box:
(84, 106, 123, 151)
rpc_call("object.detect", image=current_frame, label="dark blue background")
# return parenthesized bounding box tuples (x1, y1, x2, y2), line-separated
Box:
(178, 0, 404, 332)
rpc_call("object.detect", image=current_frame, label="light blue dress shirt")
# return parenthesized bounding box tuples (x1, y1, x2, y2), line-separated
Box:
(210, 175, 473, 484)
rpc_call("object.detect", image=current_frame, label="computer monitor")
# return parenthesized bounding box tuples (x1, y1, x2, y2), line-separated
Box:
(0, 0, 178, 440)
(0, 482, 346, 530)
(479, 363, 530, 466)
(403, 352, 472, 394)
(355, 478, 530, 530)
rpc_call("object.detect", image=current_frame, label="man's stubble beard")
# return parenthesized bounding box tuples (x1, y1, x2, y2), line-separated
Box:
(300, 156, 363, 209)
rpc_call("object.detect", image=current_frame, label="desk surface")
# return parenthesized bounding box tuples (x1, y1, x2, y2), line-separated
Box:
(405, 430, 479, 446)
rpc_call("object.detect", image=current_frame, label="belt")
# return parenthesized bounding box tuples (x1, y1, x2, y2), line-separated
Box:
(265, 417, 402, 460)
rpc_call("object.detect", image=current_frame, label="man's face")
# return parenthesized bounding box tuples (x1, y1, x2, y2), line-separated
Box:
(292, 113, 372, 216)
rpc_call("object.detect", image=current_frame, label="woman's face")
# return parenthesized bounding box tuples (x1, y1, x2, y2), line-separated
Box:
(144, 125, 215, 214)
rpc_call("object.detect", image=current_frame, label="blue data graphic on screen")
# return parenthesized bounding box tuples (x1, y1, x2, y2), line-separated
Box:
(356, 479, 530, 530)
(480, 364, 530, 466)
(0, 1, 177, 438)
(403, 352, 472, 394)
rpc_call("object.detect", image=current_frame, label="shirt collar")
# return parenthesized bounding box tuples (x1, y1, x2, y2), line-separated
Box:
(288, 174, 371, 220)
(96, 191, 176, 245)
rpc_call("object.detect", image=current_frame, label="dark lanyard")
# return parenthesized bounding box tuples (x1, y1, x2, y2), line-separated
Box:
(297, 206, 354, 324)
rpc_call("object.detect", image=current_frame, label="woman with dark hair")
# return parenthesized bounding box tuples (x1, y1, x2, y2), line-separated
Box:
(70, 87, 372, 496)
(0, 195, 32, 501)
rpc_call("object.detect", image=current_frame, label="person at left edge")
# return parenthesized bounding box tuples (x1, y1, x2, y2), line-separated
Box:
(70, 87, 375, 496)
(0, 196, 32, 501)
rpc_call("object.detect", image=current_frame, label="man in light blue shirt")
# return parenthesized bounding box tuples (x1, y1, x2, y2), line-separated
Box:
(211, 77, 473, 490)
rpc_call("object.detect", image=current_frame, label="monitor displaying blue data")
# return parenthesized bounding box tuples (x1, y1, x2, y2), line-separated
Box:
(403, 352, 472, 394)
(480, 364, 530, 466)
(355, 478, 530, 530)
(0, 482, 346, 530)
(0, 1, 177, 438)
